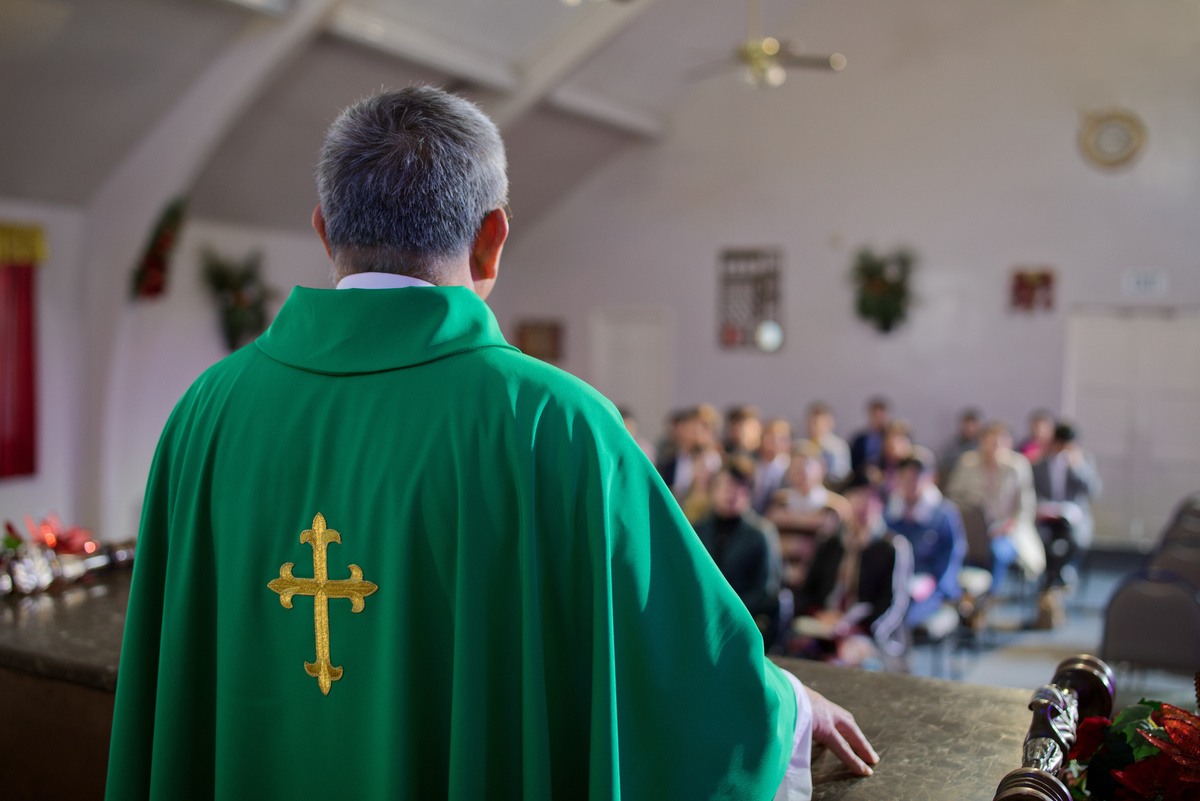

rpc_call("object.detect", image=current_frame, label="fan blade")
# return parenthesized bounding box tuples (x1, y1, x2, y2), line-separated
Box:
(779, 51, 846, 71)
(686, 59, 739, 83)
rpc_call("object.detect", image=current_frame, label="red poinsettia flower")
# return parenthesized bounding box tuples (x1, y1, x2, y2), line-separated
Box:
(1112, 752, 1200, 800)
(1139, 704, 1200, 782)
(1072, 716, 1112, 762)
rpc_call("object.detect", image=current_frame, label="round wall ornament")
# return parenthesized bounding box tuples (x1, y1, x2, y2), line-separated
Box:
(1079, 109, 1146, 170)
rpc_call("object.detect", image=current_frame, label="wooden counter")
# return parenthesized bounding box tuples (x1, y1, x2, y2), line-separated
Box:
(0, 573, 130, 801)
(772, 657, 1030, 800)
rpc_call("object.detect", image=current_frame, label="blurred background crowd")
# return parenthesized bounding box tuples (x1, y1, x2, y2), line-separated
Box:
(620, 398, 1101, 670)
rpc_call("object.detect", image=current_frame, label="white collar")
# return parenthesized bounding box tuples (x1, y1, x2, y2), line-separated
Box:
(336, 272, 436, 290)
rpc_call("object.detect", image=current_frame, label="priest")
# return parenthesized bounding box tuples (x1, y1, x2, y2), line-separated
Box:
(106, 86, 876, 800)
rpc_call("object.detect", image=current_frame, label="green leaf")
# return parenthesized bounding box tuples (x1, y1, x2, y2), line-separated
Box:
(1069, 771, 1089, 801)
(1109, 703, 1167, 761)
(1129, 736, 1160, 761)
(1112, 703, 1154, 731)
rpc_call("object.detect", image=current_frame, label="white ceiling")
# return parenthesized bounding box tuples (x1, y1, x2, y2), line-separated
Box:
(0, 0, 825, 230)
(7, 0, 1069, 233)
(1, 0, 801, 223)
(0, 0, 254, 203)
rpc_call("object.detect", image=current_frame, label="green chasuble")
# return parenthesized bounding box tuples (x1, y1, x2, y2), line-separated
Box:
(106, 286, 796, 800)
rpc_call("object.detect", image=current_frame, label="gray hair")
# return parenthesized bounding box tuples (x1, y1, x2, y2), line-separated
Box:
(316, 86, 508, 283)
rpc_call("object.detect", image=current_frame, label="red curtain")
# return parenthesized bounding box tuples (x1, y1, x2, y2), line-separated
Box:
(0, 225, 43, 479)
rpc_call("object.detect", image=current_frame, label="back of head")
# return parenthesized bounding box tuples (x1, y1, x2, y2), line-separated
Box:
(317, 86, 509, 283)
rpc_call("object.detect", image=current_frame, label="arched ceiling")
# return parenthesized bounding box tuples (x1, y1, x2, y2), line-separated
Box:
(1, 0, 803, 233)
(0, 0, 254, 203)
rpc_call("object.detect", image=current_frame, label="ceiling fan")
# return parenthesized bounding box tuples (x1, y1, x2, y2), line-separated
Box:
(692, 0, 846, 88)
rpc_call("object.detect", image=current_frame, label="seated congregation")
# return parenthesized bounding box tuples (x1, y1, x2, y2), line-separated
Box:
(635, 398, 1101, 670)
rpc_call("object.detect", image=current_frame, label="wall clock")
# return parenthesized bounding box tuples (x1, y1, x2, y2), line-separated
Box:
(1079, 109, 1146, 170)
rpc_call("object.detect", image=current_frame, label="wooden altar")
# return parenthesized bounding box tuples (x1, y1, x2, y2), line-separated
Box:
(1, 572, 1032, 800)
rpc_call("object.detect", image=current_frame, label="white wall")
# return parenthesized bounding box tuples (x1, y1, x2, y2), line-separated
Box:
(489, 0, 1200, 450)
(101, 218, 331, 540)
(0, 204, 331, 540)
(0, 198, 84, 529)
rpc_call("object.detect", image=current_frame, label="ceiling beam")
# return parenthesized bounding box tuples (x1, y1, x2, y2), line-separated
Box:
(329, 6, 519, 93)
(328, 3, 664, 139)
(219, 0, 294, 16)
(549, 85, 664, 139)
(487, 0, 660, 128)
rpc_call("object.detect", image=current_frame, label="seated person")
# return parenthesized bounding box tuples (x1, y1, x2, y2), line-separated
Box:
(752, 417, 793, 514)
(618, 406, 656, 463)
(938, 407, 981, 487)
(789, 473, 913, 668)
(850, 396, 891, 474)
(805, 401, 851, 485)
(946, 422, 1044, 591)
(1032, 422, 1101, 591)
(694, 459, 784, 648)
(767, 441, 852, 534)
(656, 407, 721, 501)
(680, 444, 723, 524)
(1018, 409, 1055, 465)
(866, 420, 934, 500)
(884, 456, 967, 629)
(723, 404, 762, 456)
(696, 402, 723, 450)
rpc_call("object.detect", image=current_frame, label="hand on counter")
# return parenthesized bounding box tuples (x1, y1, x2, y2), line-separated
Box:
(805, 686, 879, 777)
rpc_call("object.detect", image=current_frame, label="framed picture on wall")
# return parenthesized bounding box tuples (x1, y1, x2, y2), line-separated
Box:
(1010, 268, 1055, 312)
(516, 320, 563, 363)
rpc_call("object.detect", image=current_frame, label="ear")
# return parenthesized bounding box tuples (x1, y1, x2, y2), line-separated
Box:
(468, 208, 509, 300)
(312, 205, 333, 259)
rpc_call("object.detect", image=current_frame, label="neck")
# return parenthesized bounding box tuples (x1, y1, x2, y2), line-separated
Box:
(332, 253, 490, 298)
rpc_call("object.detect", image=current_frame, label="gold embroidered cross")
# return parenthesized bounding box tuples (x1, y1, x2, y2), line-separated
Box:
(268, 513, 378, 695)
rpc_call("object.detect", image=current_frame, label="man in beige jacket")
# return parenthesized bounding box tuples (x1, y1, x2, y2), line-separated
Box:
(946, 422, 1044, 591)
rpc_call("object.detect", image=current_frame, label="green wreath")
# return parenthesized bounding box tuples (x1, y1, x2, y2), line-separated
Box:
(850, 247, 915, 333)
(201, 249, 277, 351)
